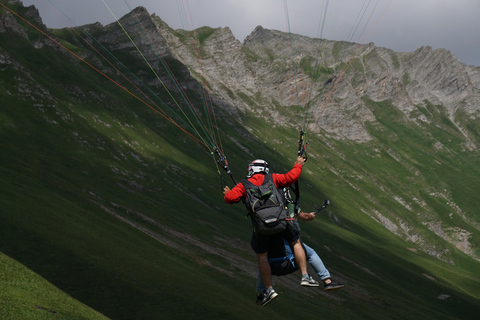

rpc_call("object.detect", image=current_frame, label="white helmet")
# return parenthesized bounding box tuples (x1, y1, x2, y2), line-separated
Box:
(247, 159, 269, 178)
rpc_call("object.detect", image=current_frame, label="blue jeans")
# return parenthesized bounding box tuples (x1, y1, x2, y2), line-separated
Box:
(304, 243, 330, 280)
(256, 242, 331, 293)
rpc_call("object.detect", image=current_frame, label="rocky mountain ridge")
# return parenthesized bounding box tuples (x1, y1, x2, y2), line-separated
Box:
(8, 2, 479, 145)
(148, 9, 480, 147)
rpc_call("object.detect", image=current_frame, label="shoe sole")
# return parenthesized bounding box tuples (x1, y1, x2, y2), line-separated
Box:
(324, 285, 344, 291)
(261, 292, 278, 306)
(301, 282, 320, 287)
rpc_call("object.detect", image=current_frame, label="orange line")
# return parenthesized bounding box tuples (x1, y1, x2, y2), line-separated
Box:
(0, 2, 208, 151)
(37, 0, 164, 117)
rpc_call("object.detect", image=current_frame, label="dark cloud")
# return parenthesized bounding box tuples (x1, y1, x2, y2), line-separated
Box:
(20, 0, 480, 66)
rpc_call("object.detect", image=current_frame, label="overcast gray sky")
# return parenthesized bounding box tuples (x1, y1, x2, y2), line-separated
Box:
(20, 0, 480, 66)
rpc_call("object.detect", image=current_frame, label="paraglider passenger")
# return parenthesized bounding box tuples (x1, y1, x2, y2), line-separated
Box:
(255, 207, 344, 304)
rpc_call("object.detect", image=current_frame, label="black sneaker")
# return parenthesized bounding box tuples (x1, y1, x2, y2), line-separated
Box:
(256, 293, 264, 306)
(324, 280, 344, 291)
(301, 274, 319, 287)
(261, 289, 278, 306)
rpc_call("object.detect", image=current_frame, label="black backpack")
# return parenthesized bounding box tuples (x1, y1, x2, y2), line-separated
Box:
(242, 174, 288, 235)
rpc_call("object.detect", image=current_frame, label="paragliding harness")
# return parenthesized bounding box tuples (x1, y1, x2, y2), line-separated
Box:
(242, 174, 288, 235)
(268, 236, 298, 276)
(268, 189, 330, 277)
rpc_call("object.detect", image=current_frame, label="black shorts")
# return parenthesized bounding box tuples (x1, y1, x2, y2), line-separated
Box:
(250, 221, 299, 254)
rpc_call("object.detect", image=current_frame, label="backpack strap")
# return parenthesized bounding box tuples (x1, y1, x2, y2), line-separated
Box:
(240, 176, 258, 217)
(241, 173, 273, 189)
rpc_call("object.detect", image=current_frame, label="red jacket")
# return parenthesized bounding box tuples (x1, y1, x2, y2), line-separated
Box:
(224, 164, 303, 204)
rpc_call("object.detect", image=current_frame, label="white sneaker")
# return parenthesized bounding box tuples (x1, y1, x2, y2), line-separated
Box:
(301, 274, 319, 286)
(261, 289, 278, 306)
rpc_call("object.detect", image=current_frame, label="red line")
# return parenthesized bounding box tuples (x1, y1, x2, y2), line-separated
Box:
(0, 2, 209, 151)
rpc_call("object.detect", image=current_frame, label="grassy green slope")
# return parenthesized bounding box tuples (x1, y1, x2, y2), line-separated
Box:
(1, 3, 480, 319)
(0, 252, 109, 320)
